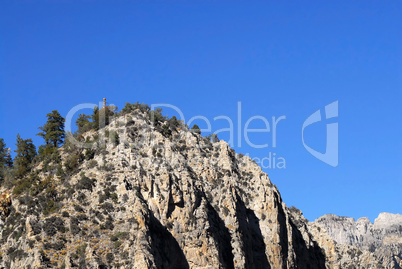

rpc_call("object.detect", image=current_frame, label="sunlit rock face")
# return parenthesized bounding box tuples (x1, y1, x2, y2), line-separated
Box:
(0, 107, 400, 268)
(314, 213, 402, 269)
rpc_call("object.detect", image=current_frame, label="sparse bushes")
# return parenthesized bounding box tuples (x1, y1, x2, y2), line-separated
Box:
(100, 215, 114, 230)
(110, 131, 120, 146)
(77, 192, 87, 203)
(43, 199, 59, 216)
(12, 228, 23, 241)
(18, 194, 34, 207)
(72, 243, 88, 267)
(152, 146, 164, 158)
(110, 192, 118, 203)
(289, 206, 302, 215)
(191, 124, 201, 134)
(7, 247, 27, 262)
(30, 219, 42, 235)
(114, 240, 122, 249)
(74, 204, 85, 213)
(13, 178, 32, 195)
(29, 175, 52, 196)
(43, 216, 65, 236)
(111, 234, 123, 249)
(211, 133, 219, 143)
(39, 249, 51, 266)
(85, 149, 96, 160)
(100, 163, 114, 171)
(13, 172, 41, 195)
(38, 146, 61, 171)
(161, 124, 172, 138)
(120, 102, 150, 115)
(76, 243, 87, 256)
(64, 153, 82, 175)
(222, 206, 229, 216)
(76, 213, 88, 221)
(87, 160, 98, 169)
(62, 211, 70, 218)
(95, 210, 104, 221)
(149, 108, 167, 128)
(101, 202, 114, 213)
(110, 231, 128, 242)
(44, 239, 65, 251)
(168, 116, 181, 129)
(106, 252, 114, 264)
(98, 184, 117, 203)
(56, 164, 65, 179)
(75, 173, 95, 191)
(70, 216, 80, 235)
(28, 240, 35, 248)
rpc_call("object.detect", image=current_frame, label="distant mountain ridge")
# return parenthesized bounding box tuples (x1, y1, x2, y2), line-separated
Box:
(313, 212, 402, 268)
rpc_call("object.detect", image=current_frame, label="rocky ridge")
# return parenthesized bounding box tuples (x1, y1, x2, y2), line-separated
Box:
(0, 105, 400, 268)
(313, 213, 402, 268)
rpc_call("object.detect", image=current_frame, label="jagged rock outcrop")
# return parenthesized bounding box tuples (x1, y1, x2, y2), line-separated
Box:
(312, 213, 402, 269)
(0, 106, 400, 268)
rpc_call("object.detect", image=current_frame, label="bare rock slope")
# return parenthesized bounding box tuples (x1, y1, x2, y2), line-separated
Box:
(313, 213, 402, 268)
(0, 106, 400, 268)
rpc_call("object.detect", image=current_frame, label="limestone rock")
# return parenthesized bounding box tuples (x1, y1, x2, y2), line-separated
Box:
(0, 107, 399, 268)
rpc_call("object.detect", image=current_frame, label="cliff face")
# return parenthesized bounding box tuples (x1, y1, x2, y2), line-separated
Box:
(313, 213, 402, 269)
(0, 107, 399, 268)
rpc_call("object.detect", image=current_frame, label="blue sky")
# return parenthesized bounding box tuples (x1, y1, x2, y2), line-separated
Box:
(0, 1, 401, 222)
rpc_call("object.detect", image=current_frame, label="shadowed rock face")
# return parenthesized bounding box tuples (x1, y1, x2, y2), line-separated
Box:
(0, 107, 397, 268)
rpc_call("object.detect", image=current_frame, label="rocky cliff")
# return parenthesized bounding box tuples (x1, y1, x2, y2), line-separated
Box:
(312, 213, 402, 268)
(0, 105, 400, 268)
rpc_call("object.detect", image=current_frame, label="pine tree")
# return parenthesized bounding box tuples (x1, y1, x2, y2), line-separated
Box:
(91, 105, 116, 130)
(0, 138, 13, 183)
(5, 150, 13, 168)
(91, 106, 100, 130)
(168, 116, 181, 130)
(75, 113, 91, 135)
(0, 138, 10, 168)
(14, 134, 37, 178)
(37, 110, 66, 147)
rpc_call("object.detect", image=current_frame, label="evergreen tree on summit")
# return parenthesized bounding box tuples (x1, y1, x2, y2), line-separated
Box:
(14, 134, 36, 178)
(37, 110, 66, 147)
(0, 138, 13, 168)
(191, 124, 201, 134)
(75, 113, 91, 135)
(0, 138, 13, 183)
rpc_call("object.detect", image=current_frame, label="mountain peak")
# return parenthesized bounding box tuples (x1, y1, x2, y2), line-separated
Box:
(0, 103, 400, 268)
